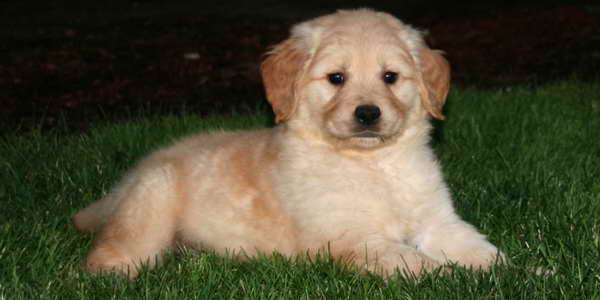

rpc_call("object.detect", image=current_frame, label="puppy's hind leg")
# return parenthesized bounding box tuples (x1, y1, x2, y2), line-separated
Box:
(82, 162, 183, 278)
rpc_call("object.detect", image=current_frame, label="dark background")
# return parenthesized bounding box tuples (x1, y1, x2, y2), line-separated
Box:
(1, 0, 599, 132)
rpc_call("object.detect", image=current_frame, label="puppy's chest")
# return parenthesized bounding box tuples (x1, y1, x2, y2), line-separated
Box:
(278, 153, 424, 222)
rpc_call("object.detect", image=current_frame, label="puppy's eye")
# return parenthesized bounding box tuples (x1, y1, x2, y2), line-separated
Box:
(327, 73, 345, 85)
(383, 71, 398, 84)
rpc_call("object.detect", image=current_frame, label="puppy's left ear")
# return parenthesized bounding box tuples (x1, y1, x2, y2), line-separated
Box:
(261, 39, 307, 123)
(419, 48, 450, 120)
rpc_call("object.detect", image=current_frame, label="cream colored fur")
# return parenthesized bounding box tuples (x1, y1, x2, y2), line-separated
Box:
(72, 8, 504, 278)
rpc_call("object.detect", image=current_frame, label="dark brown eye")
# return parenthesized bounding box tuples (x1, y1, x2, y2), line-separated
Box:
(327, 73, 345, 85)
(383, 71, 398, 84)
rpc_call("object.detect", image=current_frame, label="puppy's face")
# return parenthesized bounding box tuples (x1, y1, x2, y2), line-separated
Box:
(303, 21, 420, 149)
(262, 9, 450, 150)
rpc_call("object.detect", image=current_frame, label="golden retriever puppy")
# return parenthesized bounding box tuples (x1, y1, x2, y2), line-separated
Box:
(72, 8, 504, 278)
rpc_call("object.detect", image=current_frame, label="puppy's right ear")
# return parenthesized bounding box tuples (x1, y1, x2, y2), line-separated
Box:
(261, 39, 307, 123)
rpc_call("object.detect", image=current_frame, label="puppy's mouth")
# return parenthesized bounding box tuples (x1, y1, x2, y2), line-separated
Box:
(326, 127, 396, 149)
(325, 120, 397, 147)
(344, 130, 392, 148)
(352, 130, 382, 138)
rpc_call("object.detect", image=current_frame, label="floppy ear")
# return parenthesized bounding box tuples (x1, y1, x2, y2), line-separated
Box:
(261, 39, 307, 123)
(419, 48, 450, 120)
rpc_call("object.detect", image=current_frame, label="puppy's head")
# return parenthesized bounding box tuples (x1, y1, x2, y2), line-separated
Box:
(261, 9, 450, 150)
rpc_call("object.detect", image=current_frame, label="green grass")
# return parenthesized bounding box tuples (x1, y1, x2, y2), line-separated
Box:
(1, 81, 599, 299)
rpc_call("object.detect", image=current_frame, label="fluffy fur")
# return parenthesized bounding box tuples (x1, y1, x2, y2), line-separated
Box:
(73, 8, 503, 278)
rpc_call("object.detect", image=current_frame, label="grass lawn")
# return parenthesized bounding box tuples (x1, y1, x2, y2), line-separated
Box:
(1, 82, 599, 299)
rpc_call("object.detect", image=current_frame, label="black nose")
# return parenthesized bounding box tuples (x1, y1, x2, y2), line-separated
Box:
(354, 104, 381, 126)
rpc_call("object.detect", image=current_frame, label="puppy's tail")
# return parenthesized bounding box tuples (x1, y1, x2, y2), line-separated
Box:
(72, 190, 122, 234)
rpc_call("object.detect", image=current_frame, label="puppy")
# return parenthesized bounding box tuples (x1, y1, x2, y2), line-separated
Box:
(72, 8, 503, 278)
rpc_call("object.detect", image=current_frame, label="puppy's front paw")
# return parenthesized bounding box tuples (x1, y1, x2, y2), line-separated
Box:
(455, 246, 506, 270)
(365, 245, 444, 277)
